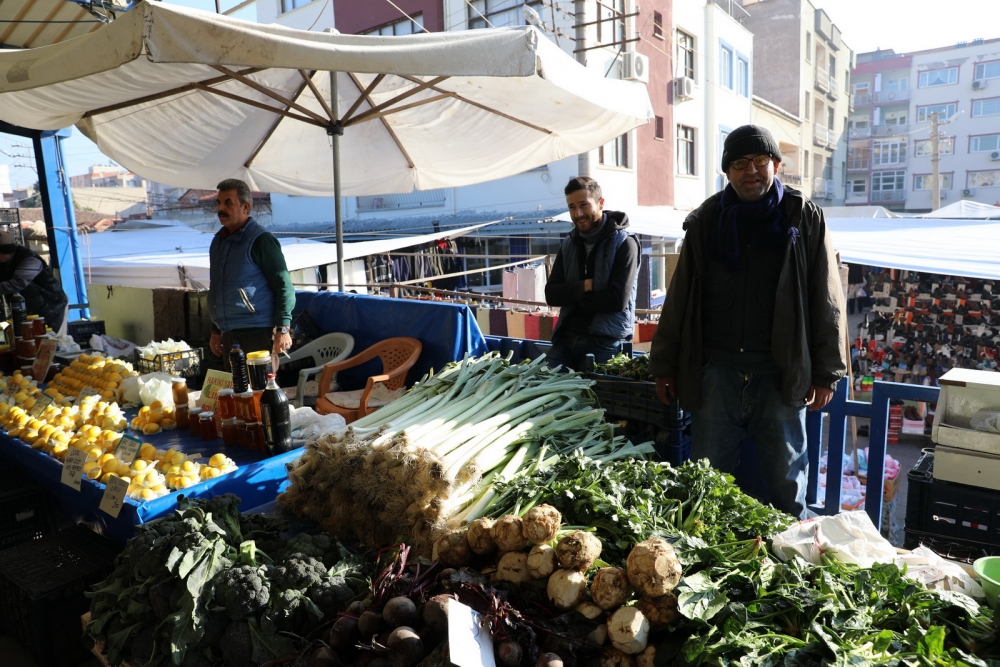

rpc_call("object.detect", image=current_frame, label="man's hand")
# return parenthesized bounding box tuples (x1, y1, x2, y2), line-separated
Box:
(583, 279, 594, 292)
(656, 377, 676, 405)
(805, 385, 834, 411)
(210, 330, 223, 357)
(271, 331, 292, 373)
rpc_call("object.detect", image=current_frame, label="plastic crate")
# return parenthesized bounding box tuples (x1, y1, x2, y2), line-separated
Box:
(0, 526, 119, 667)
(656, 433, 692, 466)
(134, 347, 205, 390)
(66, 320, 106, 345)
(587, 373, 691, 429)
(0, 465, 58, 550)
(903, 528, 996, 562)
(904, 449, 1000, 549)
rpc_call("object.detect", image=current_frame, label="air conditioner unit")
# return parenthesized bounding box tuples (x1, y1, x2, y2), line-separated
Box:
(973, 79, 988, 90)
(963, 188, 975, 196)
(622, 52, 649, 83)
(940, 189, 948, 199)
(673, 77, 695, 101)
(991, 150, 1000, 161)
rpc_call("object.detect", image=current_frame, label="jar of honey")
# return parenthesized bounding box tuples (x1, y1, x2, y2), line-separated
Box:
(200, 411, 218, 440)
(221, 417, 238, 446)
(217, 388, 236, 420)
(234, 419, 247, 447)
(171, 378, 189, 407)
(236, 390, 259, 423)
(32, 317, 45, 338)
(189, 407, 203, 437)
(245, 422, 263, 452)
(175, 405, 190, 430)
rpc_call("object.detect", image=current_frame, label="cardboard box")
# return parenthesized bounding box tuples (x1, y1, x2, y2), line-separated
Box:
(931, 368, 1000, 456)
(934, 445, 1000, 491)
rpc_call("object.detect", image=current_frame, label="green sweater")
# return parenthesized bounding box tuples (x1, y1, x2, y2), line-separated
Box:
(249, 232, 295, 328)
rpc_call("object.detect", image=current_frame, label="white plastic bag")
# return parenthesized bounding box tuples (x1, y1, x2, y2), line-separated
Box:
(896, 547, 985, 598)
(771, 511, 898, 568)
(971, 410, 1000, 434)
(289, 405, 346, 442)
(138, 373, 176, 407)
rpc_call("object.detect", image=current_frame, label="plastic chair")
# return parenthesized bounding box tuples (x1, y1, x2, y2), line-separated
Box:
(315, 337, 422, 424)
(278, 332, 355, 408)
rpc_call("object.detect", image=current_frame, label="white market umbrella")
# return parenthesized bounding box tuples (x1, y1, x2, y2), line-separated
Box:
(0, 1, 653, 287)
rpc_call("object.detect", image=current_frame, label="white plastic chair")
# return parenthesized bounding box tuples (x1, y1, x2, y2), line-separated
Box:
(278, 332, 355, 407)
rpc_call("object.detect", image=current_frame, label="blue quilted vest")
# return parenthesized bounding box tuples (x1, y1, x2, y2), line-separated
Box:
(208, 218, 275, 332)
(553, 226, 638, 341)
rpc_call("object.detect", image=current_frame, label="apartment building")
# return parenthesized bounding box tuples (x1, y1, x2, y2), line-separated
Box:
(848, 38, 1000, 212)
(671, 0, 755, 211)
(751, 95, 805, 190)
(739, 0, 853, 206)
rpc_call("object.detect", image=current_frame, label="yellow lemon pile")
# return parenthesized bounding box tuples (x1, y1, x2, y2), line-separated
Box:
(49, 353, 138, 403)
(129, 400, 177, 436)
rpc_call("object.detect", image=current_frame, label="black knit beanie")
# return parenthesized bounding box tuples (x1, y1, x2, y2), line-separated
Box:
(721, 124, 782, 172)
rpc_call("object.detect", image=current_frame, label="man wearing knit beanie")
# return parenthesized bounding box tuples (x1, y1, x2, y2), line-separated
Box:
(648, 124, 847, 519)
(0, 228, 69, 332)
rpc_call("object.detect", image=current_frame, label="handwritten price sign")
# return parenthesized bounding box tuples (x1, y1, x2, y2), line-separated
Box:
(99, 476, 130, 518)
(61, 448, 88, 491)
(114, 434, 143, 465)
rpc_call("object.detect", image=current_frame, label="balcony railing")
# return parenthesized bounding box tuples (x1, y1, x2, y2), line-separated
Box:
(847, 157, 870, 170)
(812, 177, 837, 198)
(710, 0, 750, 22)
(848, 126, 871, 139)
(871, 123, 909, 137)
(848, 93, 855, 111)
(872, 89, 909, 104)
(778, 172, 802, 185)
(815, 68, 831, 93)
(828, 77, 840, 100)
(870, 190, 906, 202)
(854, 93, 872, 106)
(813, 124, 838, 149)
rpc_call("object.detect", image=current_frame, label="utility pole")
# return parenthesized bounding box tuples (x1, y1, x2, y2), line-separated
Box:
(930, 112, 941, 211)
(575, 0, 590, 177)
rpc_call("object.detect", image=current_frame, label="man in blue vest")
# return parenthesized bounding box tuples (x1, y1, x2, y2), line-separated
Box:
(208, 179, 295, 372)
(544, 176, 640, 371)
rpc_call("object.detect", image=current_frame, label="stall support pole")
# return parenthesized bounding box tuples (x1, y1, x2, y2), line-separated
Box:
(330, 71, 345, 292)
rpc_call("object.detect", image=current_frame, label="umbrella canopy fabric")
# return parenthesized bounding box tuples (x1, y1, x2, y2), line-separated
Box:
(0, 1, 653, 197)
(920, 200, 1000, 219)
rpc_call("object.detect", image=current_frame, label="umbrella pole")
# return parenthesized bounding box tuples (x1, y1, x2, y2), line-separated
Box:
(330, 71, 345, 292)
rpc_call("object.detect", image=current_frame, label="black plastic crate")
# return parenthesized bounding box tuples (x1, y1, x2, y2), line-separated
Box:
(904, 449, 1000, 549)
(903, 528, 996, 562)
(0, 466, 57, 550)
(0, 526, 119, 667)
(587, 373, 691, 429)
(656, 434, 692, 466)
(66, 319, 105, 345)
(134, 347, 206, 390)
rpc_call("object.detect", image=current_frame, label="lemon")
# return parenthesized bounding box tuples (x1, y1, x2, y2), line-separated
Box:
(140, 488, 157, 501)
(143, 423, 161, 435)
(139, 443, 157, 460)
(209, 453, 227, 467)
(87, 466, 103, 480)
(101, 457, 121, 473)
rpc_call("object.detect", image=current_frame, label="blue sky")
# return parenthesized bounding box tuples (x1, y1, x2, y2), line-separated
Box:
(3, 0, 1000, 191)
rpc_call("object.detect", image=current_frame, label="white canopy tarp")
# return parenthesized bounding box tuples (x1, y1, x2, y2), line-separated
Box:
(827, 218, 1000, 280)
(822, 206, 900, 218)
(82, 222, 498, 289)
(920, 200, 1000, 219)
(0, 1, 652, 197)
(554, 206, 689, 240)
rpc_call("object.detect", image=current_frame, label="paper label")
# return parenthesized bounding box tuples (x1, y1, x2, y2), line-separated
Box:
(61, 447, 88, 491)
(447, 599, 495, 667)
(99, 476, 130, 517)
(74, 387, 101, 406)
(114, 434, 143, 465)
(199, 369, 233, 414)
(29, 394, 54, 418)
(32, 338, 59, 380)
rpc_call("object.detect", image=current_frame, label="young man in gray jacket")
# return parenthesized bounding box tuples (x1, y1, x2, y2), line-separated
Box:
(649, 125, 848, 518)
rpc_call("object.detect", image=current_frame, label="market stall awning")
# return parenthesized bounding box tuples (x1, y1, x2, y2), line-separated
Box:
(827, 218, 1000, 280)
(81, 221, 499, 288)
(554, 207, 689, 240)
(822, 206, 900, 219)
(919, 200, 1000, 219)
(0, 0, 120, 49)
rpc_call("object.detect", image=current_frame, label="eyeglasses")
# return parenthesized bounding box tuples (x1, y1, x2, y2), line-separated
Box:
(729, 155, 773, 170)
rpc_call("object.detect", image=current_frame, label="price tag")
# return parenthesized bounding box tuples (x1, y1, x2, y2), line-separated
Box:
(199, 369, 234, 414)
(32, 338, 59, 380)
(29, 394, 54, 418)
(114, 434, 143, 465)
(61, 447, 88, 491)
(74, 387, 100, 406)
(99, 476, 130, 518)
(447, 600, 495, 667)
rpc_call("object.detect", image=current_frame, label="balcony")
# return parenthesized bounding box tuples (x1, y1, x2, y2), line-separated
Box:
(871, 123, 909, 137)
(870, 190, 906, 203)
(854, 93, 872, 106)
(847, 157, 870, 170)
(813, 124, 837, 149)
(872, 90, 909, 104)
(848, 126, 871, 139)
(778, 171, 802, 185)
(828, 76, 840, 100)
(710, 0, 750, 23)
(848, 93, 855, 111)
(815, 68, 831, 93)
(812, 178, 838, 198)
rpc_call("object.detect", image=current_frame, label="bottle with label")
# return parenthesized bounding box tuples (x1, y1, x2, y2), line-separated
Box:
(10, 293, 25, 344)
(229, 344, 249, 394)
(260, 373, 292, 455)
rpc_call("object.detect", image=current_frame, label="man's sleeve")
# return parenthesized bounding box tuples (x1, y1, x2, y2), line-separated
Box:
(576, 236, 640, 313)
(544, 249, 585, 306)
(250, 234, 295, 327)
(807, 207, 849, 389)
(648, 226, 696, 379)
(0, 256, 43, 294)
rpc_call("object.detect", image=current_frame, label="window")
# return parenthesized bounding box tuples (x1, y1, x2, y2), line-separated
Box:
(654, 116, 664, 140)
(737, 57, 749, 97)
(873, 140, 906, 165)
(914, 174, 953, 190)
(677, 125, 696, 175)
(676, 30, 695, 80)
(872, 170, 905, 191)
(885, 77, 908, 92)
(720, 129, 730, 167)
(918, 67, 958, 88)
(720, 44, 734, 89)
(596, 0, 627, 46)
(805, 32, 812, 62)
(853, 82, 870, 95)
(600, 133, 630, 168)
(916, 103, 957, 121)
(828, 105, 836, 131)
(804, 150, 810, 178)
(851, 179, 867, 194)
(975, 61, 1000, 81)
(364, 13, 424, 35)
(468, 0, 543, 29)
(971, 134, 1000, 153)
(804, 92, 811, 119)
(972, 98, 1000, 117)
(280, 0, 312, 12)
(968, 171, 1000, 188)
(653, 11, 663, 39)
(883, 110, 907, 125)
(914, 137, 955, 155)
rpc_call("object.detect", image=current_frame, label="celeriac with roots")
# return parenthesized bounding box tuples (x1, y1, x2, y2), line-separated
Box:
(278, 352, 653, 554)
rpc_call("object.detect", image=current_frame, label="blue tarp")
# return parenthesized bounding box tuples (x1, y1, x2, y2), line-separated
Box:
(294, 292, 488, 389)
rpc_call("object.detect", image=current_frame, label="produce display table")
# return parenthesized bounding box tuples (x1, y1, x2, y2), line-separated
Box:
(0, 422, 302, 543)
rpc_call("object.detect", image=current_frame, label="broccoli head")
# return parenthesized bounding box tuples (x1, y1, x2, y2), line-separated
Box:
(270, 553, 327, 591)
(214, 565, 270, 621)
(267, 588, 324, 631)
(307, 574, 354, 616)
(202, 493, 244, 545)
(281, 533, 331, 563)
